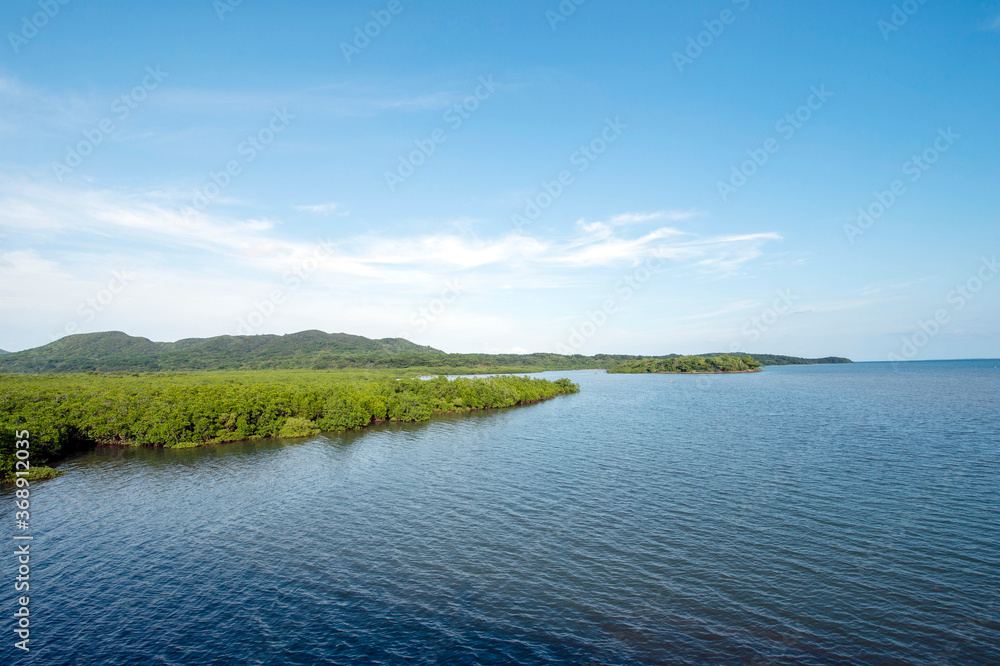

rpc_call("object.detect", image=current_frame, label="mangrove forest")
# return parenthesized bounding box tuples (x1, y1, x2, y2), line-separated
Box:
(0, 370, 579, 481)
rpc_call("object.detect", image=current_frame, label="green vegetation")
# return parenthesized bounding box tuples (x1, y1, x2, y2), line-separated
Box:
(0, 331, 851, 374)
(695, 353, 852, 366)
(0, 331, 854, 481)
(0, 370, 579, 481)
(0, 330, 441, 374)
(24, 466, 63, 480)
(608, 355, 763, 374)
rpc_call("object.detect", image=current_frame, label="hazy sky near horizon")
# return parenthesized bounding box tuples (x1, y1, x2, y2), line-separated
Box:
(1, 0, 998, 360)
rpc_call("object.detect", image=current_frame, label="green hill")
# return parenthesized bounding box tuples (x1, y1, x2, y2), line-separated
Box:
(0, 331, 443, 373)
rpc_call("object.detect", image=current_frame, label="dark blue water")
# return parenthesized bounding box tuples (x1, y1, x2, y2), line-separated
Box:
(3, 362, 999, 664)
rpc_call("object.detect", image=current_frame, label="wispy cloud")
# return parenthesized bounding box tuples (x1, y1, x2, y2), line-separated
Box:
(0, 72, 502, 143)
(568, 211, 769, 274)
(0, 178, 786, 350)
(0, 75, 98, 135)
(0, 177, 277, 256)
(0, 179, 782, 285)
(293, 202, 345, 215)
(608, 209, 704, 225)
(859, 277, 933, 297)
(150, 85, 478, 118)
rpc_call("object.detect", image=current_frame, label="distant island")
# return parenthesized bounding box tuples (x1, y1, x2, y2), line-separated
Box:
(0, 330, 852, 374)
(608, 355, 762, 374)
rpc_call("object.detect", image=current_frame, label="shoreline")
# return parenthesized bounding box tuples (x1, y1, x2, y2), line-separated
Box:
(551, 367, 761, 374)
(622, 368, 764, 375)
(161, 394, 565, 450)
(0, 373, 580, 481)
(1, 382, 577, 481)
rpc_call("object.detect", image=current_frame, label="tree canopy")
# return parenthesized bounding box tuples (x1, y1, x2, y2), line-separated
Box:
(0, 370, 579, 481)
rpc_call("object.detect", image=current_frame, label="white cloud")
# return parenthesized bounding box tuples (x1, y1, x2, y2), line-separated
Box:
(0, 177, 279, 256)
(575, 209, 705, 249)
(1, 180, 780, 282)
(608, 209, 704, 225)
(0, 72, 502, 146)
(859, 277, 933, 297)
(148, 85, 477, 118)
(0, 178, 785, 350)
(0, 75, 97, 135)
(293, 202, 345, 215)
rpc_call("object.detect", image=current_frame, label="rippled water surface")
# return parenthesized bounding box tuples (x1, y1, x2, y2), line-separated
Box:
(3, 362, 999, 664)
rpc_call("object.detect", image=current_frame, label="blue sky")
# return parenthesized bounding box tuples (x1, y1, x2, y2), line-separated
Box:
(1, 0, 998, 361)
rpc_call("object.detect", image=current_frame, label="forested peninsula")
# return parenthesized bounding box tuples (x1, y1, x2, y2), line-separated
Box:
(0, 371, 579, 481)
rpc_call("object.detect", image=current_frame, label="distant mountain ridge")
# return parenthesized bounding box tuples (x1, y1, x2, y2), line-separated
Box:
(0, 330, 852, 374)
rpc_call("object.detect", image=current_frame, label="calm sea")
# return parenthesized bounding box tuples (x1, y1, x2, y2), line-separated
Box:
(3, 361, 999, 664)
